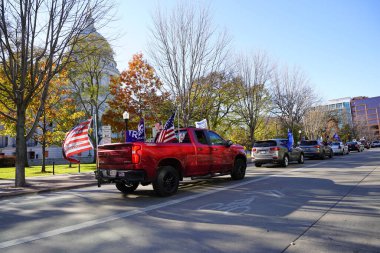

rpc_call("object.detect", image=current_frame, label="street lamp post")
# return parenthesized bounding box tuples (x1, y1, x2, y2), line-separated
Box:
(298, 130, 302, 143)
(123, 111, 129, 142)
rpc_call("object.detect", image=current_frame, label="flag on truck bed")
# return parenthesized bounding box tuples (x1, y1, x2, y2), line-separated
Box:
(156, 112, 177, 143)
(195, 119, 208, 129)
(62, 118, 93, 163)
(126, 118, 145, 142)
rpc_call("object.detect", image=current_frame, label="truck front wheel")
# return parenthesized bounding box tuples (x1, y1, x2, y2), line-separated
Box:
(153, 166, 179, 197)
(115, 182, 139, 194)
(231, 158, 246, 180)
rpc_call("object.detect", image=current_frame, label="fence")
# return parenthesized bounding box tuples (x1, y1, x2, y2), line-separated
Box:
(0, 158, 96, 179)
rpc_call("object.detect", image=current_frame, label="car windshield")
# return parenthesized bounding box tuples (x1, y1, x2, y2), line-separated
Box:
(331, 142, 341, 146)
(253, 140, 277, 147)
(347, 142, 355, 145)
(300, 140, 318, 146)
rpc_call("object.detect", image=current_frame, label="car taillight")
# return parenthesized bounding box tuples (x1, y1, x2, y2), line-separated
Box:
(131, 145, 141, 164)
(314, 145, 320, 149)
(252, 148, 257, 153)
(270, 147, 280, 151)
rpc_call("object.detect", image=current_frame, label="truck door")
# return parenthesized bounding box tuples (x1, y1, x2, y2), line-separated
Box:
(193, 130, 212, 175)
(205, 130, 233, 172)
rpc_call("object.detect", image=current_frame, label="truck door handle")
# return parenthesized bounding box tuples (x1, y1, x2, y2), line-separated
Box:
(197, 148, 203, 151)
(212, 148, 218, 151)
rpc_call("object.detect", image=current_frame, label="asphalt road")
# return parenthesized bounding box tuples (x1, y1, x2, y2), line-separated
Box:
(0, 149, 379, 253)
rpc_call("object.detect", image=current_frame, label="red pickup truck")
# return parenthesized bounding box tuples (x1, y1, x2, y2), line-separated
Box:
(95, 127, 247, 196)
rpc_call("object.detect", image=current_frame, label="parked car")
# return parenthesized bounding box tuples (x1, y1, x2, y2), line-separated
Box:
(330, 142, 349, 155)
(360, 140, 371, 149)
(251, 139, 304, 167)
(299, 140, 333, 159)
(371, 140, 380, 148)
(347, 141, 364, 152)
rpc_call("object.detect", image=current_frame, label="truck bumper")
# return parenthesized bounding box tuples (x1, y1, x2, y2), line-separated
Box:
(95, 169, 146, 184)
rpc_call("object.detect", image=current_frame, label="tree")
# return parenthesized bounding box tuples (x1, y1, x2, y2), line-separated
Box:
(103, 53, 170, 142)
(191, 71, 239, 131)
(271, 66, 320, 134)
(302, 106, 330, 140)
(148, 2, 231, 126)
(233, 52, 273, 147)
(68, 32, 117, 145)
(27, 72, 85, 172)
(0, 0, 112, 187)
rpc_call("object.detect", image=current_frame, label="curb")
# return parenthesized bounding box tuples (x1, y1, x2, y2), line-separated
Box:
(0, 182, 98, 199)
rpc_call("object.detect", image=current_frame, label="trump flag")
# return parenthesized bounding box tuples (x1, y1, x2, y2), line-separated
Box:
(126, 118, 145, 142)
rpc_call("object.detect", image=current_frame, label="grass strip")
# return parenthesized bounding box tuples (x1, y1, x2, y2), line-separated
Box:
(0, 163, 96, 179)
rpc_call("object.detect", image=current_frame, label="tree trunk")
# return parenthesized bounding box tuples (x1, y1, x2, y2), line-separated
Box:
(41, 113, 47, 173)
(15, 111, 26, 187)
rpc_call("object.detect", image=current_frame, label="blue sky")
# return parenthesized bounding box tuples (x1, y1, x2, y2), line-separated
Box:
(101, 0, 380, 102)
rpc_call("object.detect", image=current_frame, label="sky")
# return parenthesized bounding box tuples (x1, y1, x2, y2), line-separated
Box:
(99, 0, 380, 102)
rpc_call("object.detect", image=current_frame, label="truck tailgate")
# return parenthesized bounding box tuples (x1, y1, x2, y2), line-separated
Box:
(98, 143, 133, 166)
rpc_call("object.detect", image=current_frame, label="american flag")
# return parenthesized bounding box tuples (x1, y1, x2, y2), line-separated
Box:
(156, 112, 177, 143)
(62, 118, 93, 163)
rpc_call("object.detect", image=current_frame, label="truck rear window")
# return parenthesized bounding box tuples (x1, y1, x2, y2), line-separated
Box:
(301, 140, 318, 146)
(253, 140, 277, 147)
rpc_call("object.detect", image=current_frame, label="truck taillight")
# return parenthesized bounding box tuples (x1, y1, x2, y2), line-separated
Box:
(132, 145, 141, 164)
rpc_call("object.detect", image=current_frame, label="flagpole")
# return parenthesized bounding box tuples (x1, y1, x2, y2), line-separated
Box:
(177, 106, 180, 130)
(94, 113, 100, 187)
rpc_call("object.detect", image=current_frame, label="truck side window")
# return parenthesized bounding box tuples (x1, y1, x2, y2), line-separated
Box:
(181, 133, 191, 143)
(195, 130, 208, 145)
(207, 131, 226, 146)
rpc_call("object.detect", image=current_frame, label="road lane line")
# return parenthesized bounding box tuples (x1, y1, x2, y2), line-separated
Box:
(0, 161, 328, 249)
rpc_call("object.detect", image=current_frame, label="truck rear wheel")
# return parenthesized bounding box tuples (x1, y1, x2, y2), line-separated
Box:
(153, 166, 179, 197)
(115, 182, 139, 194)
(231, 158, 246, 180)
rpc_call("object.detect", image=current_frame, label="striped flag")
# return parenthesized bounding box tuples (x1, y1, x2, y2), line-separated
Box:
(62, 118, 93, 163)
(156, 112, 177, 143)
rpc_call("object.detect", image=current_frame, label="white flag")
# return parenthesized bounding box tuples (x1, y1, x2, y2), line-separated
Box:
(195, 119, 208, 129)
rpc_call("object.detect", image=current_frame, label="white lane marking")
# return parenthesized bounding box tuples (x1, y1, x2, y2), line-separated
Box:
(0, 161, 328, 249)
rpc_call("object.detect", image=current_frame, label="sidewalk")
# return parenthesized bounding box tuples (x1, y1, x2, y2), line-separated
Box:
(0, 172, 97, 199)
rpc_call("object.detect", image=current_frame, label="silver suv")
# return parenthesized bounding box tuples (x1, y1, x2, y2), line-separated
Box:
(251, 139, 304, 167)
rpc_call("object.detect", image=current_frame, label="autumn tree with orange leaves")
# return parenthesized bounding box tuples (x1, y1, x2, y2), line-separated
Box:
(103, 53, 171, 141)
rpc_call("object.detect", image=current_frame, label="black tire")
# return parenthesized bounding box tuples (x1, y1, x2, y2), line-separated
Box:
(298, 154, 304, 164)
(329, 150, 333, 159)
(320, 152, 325, 160)
(282, 155, 289, 167)
(115, 182, 139, 194)
(152, 166, 179, 197)
(231, 158, 246, 180)
(255, 163, 262, 167)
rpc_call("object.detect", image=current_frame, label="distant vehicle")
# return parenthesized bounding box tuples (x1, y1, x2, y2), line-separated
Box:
(360, 140, 371, 149)
(371, 140, 380, 148)
(299, 140, 333, 159)
(251, 139, 304, 167)
(330, 142, 349, 155)
(347, 141, 364, 152)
